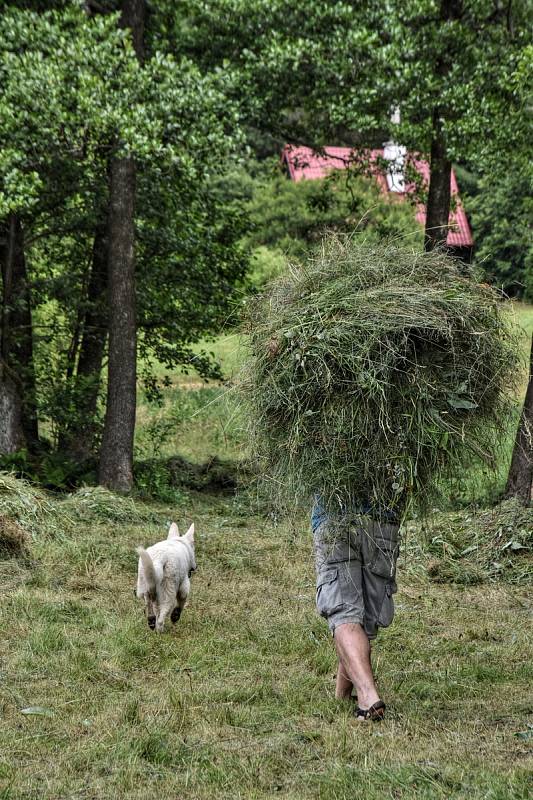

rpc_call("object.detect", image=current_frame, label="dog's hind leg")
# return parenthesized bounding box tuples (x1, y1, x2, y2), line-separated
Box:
(145, 596, 157, 630)
(171, 577, 190, 624)
(155, 602, 173, 633)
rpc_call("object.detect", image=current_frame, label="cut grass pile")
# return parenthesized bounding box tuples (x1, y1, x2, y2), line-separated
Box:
(132, 304, 531, 510)
(0, 472, 61, 536)
(0, 477, 531, 799)
(242, 236, 520, 517)
(61, 486, 160, 524)
(403, 499, 533, 585)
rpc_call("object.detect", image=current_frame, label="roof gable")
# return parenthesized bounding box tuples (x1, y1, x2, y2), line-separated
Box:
(282, 145, 473, 248)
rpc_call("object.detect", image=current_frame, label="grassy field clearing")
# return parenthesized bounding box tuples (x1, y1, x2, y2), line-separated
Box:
(0, 304, 531, 799)
(0, 484, 531, 800)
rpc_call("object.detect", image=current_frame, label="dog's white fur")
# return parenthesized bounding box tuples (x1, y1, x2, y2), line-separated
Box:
(136, 522, 196, 633)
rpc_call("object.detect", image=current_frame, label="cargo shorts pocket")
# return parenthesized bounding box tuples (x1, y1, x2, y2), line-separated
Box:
(369, 524, 400, 580)
(377, 582, 396, 627)
(363, 573, 397, 633)
(364, 524, 399, 633)
(316, 567, 344, 618)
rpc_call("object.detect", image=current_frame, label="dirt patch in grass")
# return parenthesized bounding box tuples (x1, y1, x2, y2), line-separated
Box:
(0, 514, 30, 557)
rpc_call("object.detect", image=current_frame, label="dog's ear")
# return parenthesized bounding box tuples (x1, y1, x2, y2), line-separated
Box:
(167, 522, 179, 540)
(184, 523, 195, 543)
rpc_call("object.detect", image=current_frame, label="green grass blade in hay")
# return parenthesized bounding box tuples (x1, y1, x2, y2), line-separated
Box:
(61, 486, 159, 524)
(241, 235, 521, 518)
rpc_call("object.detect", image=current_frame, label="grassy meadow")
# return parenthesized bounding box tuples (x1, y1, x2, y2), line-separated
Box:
(0, 305, 532, 799)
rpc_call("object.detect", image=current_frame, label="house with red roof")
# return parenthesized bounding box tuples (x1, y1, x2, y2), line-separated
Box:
(281, 144, 473, 260)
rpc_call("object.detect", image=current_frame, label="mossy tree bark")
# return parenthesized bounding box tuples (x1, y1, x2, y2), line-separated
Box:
(505, 334, 533, 506)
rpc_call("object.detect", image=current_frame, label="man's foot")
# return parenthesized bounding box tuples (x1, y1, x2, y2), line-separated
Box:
(355, 700, 386, 722)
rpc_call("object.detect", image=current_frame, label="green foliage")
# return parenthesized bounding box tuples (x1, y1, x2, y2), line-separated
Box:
(0, 3, 249, 447)
(245, 168, 422, 261)
(184, 0, 531, 163)
(216, 161, 422, 291)
(0, 449, 96, 491)
(469, 170, 533, 300)
(248, 246, 287, 291)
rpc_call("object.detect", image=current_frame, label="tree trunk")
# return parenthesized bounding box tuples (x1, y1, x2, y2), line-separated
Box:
(424, 0, 463, 252)
(0, 215, 38, 452)
(0, 362, 25, 454)
(59, 221, 109, 460)
(0, 221, 24, 453)
(505, 334, 533, 506)
(98, 0, 144, 493)
(98, 157, 137, 492)
(120, 0, 145, 57)
(424, 111, 452, 252)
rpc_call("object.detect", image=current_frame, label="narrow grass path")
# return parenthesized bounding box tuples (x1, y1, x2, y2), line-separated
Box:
(0, 492, 531, 799)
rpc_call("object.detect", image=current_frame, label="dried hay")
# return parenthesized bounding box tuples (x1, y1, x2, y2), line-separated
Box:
(242, 235, 521, 517)
(61, 486, 159, 523)
(0, 471, 60, 535)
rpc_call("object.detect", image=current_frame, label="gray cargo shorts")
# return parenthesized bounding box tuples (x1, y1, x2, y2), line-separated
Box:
(313, 515, 400, 639)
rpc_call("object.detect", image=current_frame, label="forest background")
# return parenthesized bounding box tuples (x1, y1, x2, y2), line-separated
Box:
(0, 0, 531, 500)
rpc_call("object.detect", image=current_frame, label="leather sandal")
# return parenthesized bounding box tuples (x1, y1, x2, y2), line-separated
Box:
(355, 700, 386, 721)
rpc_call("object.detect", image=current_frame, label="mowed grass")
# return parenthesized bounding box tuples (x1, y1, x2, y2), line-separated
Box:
(0, 489, 532, 800)
(1, 304, 531, 798)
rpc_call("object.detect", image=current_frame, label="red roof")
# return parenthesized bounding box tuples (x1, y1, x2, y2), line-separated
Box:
(282, 145, 473, 248)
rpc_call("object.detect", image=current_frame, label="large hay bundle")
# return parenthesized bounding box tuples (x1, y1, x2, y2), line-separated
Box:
(242, 236, 520, 517)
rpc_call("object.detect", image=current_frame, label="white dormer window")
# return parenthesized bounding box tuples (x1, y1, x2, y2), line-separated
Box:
(383, 142, 406, 193)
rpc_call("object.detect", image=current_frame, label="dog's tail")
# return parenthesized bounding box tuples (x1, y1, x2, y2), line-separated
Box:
(136, 547, 158, 599)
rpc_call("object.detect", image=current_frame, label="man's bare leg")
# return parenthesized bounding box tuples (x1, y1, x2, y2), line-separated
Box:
(335, 659, 354, 700)
(334, 623, 380, 710)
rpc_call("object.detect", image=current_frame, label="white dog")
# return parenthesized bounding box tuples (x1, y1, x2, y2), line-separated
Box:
(136, 522, 196, 633)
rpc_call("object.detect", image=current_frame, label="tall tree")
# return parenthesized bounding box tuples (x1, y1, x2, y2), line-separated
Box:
(0, 5, 246, 469)
(0, 218, 26, 453)
(0, 7, 134, 458)
(98, 0, 145, 492)
(423, 0, 463, 250)
(0, 212, 40, 453)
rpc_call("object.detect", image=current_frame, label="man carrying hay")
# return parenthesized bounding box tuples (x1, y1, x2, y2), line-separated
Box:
(243, 235, 519, 723)
(312, 502, 399, 721)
